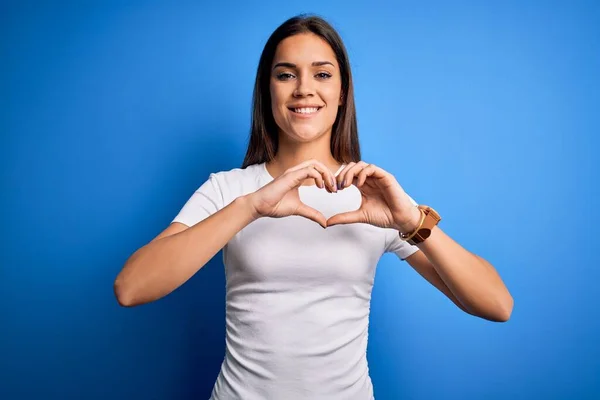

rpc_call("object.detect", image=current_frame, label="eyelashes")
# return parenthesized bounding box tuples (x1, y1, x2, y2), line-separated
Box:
(276, 72, 332, 81)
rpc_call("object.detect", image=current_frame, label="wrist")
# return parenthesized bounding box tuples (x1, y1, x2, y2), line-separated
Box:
(238, 194, 262, 222)
(395, 206, 422, 234)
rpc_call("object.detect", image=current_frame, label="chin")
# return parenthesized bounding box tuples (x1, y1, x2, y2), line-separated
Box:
(286, 129, 325, 142)
(284, 122, 332, 140)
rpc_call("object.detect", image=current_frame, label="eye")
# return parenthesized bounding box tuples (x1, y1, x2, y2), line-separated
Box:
(276, 72, 295, 81)
(316, 72, 332, 79)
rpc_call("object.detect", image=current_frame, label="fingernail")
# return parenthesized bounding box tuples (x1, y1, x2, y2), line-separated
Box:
(333, 181, 338, 192)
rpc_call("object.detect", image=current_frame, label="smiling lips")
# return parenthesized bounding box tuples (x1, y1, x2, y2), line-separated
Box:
(288, 106, 323, 117)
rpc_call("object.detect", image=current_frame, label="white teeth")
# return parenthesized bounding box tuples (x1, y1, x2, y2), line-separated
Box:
(293, 107, 319, 114)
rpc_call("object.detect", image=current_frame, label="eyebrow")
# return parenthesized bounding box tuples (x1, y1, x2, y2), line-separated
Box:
(272, 61, 335, 70)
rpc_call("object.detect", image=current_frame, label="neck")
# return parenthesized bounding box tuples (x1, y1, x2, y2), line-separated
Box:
(266, 130, 342, 184)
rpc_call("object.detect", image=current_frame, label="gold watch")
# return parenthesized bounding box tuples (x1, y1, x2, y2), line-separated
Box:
(400, 205, 441, 245)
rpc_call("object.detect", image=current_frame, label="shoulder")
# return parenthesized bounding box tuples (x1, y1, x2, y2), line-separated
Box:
(171, 163, 266, 227)
(210, 162, 265, 186)
(206, 162, 267, 203)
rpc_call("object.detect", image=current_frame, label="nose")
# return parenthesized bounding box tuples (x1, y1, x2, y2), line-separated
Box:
(293, 72, 315, 97)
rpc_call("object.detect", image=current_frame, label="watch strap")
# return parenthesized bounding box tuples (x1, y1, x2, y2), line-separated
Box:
(400, 205, 442, 245)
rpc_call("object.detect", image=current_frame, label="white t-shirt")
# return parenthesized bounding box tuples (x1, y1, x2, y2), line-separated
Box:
(172, 162, 420, 400)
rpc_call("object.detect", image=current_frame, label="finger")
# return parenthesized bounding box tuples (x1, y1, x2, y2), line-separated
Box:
(360, 164, 395, 188)
(340, 161, 368, 189)
(348, 162, 369, 187)
(356, 164, 376, 187)
(288, 159, 336, 192)
(309, 163, 336, 192)
(295, 203, 328, 228)
(327, 210, 364, 227)
(286, 158, 322, 173)
(297, 166, 325, 189)
(337, 162, 356, 189)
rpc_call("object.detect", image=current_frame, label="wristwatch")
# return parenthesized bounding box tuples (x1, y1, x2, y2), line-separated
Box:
(400, 205, 442, 245)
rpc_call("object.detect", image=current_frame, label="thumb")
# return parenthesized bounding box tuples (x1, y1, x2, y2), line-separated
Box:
(294, 203, 328, 229)
(327, 210, 364, 227)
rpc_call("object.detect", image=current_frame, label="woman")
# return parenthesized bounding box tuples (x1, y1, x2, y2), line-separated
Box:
(114, 14, 513, 399)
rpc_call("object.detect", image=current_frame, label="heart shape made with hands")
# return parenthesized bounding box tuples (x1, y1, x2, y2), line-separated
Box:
(313, 161, 419, 230)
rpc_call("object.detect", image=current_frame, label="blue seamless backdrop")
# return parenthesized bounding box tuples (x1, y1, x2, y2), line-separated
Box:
(1, 1, 599, 399)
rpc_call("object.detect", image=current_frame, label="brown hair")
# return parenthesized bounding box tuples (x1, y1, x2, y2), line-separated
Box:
(241, 14, 361, 168)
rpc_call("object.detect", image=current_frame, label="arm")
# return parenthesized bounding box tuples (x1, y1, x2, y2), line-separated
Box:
(404, 224, 513, 322)
(403, 250, 472, 316)
(113, 195, 257, 307)
(327, 161, 513, 322)
(114, 159, 337, 308)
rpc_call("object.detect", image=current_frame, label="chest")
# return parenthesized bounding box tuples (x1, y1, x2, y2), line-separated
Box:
(224, 188, 387, 288)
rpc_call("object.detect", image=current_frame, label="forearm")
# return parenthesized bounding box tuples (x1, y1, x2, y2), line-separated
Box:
(115, 195, 257, 307)
(417, 226, 514, 321)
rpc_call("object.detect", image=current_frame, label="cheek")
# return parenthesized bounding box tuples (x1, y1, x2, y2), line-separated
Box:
(270, 86, 287, 114)
(324, 88, 342, 115)
(271, 99, 285, 118)
(327, 86, 342, 103)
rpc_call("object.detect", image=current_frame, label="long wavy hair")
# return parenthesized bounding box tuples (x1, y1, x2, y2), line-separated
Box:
(241, 14, 361, 168)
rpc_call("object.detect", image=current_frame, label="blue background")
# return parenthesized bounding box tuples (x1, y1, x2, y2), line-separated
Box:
(2, 1, 599, 399)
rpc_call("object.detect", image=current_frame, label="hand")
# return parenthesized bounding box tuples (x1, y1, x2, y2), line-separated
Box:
(327, 161, 422, 232)
(247, 159, 338, 228)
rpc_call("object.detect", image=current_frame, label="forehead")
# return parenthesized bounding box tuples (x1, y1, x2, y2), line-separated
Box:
(273, 33, 337, 66)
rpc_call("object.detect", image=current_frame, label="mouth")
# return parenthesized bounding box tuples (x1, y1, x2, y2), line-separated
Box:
(287, 106, 323, 117)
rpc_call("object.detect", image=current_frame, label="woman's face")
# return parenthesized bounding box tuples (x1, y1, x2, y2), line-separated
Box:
(270, 33, 343, 143)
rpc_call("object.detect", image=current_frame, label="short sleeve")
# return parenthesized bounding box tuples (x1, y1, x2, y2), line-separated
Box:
(384, 193, 421, 261)
(172, 173, 224, 227)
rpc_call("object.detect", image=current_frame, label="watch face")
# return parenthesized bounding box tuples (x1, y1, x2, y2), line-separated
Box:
(428, 209, 441, 221)
(419, 205, 441, 222)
